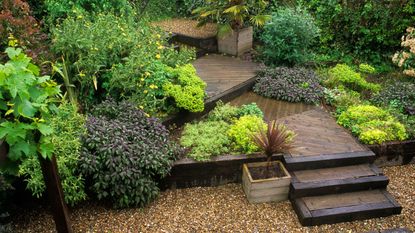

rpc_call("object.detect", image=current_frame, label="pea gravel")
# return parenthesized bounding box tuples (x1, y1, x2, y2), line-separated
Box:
(13, 164, 415, 232)
(152, 19, 217, 39)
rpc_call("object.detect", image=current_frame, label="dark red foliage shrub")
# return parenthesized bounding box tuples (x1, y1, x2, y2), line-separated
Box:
(0, 0, 50, 63)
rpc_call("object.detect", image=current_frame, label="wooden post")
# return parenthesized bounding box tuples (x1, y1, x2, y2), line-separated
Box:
(39, 155, 73, 233)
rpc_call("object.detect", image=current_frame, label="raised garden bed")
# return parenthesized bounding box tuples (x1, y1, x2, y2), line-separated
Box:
(160, 153, 283, 190)
(369, 140, 415, 167)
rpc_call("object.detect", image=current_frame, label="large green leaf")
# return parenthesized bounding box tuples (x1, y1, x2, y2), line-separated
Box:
(5, 47, 22, 59)
(37, 123, 54, 136)
(0, 122, 27, 145)
(17, 99, 37, 118)
(39, 140, 54, 159)
(8, 140, 36, 161)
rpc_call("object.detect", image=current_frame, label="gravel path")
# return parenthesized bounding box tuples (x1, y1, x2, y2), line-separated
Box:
(13, 164, 415, 233)
(152, 19, 217, 39)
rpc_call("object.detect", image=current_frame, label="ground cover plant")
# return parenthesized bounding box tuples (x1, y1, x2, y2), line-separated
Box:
(180, 102, 266, 161)
(253, 67, 323, 104)
(80, 99, 177, 208)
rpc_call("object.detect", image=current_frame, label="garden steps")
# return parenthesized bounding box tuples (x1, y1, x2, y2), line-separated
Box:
(279, 109, 401, 226)
(292, 189, 402, 226)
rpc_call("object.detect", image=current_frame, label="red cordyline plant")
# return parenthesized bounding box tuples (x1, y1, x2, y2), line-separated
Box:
(252, 120, 295, 165)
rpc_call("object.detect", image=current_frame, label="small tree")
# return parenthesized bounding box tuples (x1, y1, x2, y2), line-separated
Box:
(393, 27, 415, 77)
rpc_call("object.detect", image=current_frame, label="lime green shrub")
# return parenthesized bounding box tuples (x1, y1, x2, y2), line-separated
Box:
(228, 115, 267, 153)
(207, 101, 239, 122)
(180, 121, 231, 161)
(323, 87, 363, 115)
(163, 64, 206, 112)
(18, 103, 87, 205)
(337, 105, 407, 144)
(325, 64, 380, 93)
(359, 64, 377, 74)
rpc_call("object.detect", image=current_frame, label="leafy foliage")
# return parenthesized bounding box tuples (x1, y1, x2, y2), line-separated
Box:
(337, 105, 407, 144)
(52, 13, 198, 115)
(18, 103, 87, 205)
(177, 0, 205, 16)
(0, 0, 50, 63)
(228, 115, 267, 153)
(359, 64, 377, 74)
(0, 48, 61, 172)
(252, 120, 294, 159)
(237, 103, 263, 119)
(180, 121, 231, 161)
(302, 0, 415, 64)
(253, 67, 323, 104)
(259, 7, 320, 65)
(207, 101, 239, 122)
(324, 64, 381, 93)
(323, 87, 362, 114)
(393, 27, 415, 77)
(79, 99, 176, 208)
(163, 64, 206, 113)
(192, 0, 270, 36)
(371, 81, 415, 113)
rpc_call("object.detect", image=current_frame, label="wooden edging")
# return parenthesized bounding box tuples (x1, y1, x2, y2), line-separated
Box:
(159, 153, 284, 190)
(171, 33, 218, 53)
(368, 139, 415, 167)
(162, 76, 257, 127)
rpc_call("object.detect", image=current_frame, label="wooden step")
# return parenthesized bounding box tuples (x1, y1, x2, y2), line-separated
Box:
(290, 164, 389, 198)
(283, 151, 375, 171)
(292, 189, 402, 226)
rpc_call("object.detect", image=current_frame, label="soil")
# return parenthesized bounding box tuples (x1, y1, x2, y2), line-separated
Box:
(248, 163, 286, 180)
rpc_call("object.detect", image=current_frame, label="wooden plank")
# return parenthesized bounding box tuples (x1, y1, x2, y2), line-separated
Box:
(293, 164, 376, 182)
(247, 193, 288, 204)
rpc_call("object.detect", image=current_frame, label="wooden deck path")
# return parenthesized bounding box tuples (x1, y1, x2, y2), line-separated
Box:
(193, 54, 261, 97)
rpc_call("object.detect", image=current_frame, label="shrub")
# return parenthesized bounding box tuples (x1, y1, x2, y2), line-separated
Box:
(79, 99, 176, 208)
(390, 110, 415, 139)
(302, 0, 415, 63)
(207, 101, 239, 122)
(163, 64, 206, 113)
(371, 81, 415, 113)
(177, 0, 205, 16)
(18, 103, 87, 206)
(180, 121, 231, 161)
(237, 103, 264, 119)
(393, 27, 415, 77)
(359, 64, 377, 74)
(337, 105, 408, 144)
(137, 0, 178, 19)
(53, 13, 198, 114)
(323, 87, 362, 114)
(324, 64, 381, 93)
(0, 0, 49, 63)
(253, 67, 323, 104)
(44, 0, 132, 24)
(259, 7, 320, 65)
(228, 115, 267, 153)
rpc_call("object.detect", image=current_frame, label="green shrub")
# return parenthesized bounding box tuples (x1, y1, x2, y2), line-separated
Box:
(228, 115, 267, 153)
(18, 103, 87, 206)
(52, 13, 197, 114)
(337, 105, 408, 144)
(45, 0, 132, 23)
(138, 0, 178, 19)
(359, 64, 377, 74)
(253, 67, 323, 104)
(390, 110, 415, 139)
(323, 87, 362, 114)
(207, 101, 239, 122)
(259, 7, 320, 65)
(80, 99, 176, 208)
(180, 121, 231, 161)
(163, 64, 206, 113)
(301, 0, 415, 64)
(177, 0, 205, 16)
(325, 64, 381, 93)
(237, 103, 264, 119)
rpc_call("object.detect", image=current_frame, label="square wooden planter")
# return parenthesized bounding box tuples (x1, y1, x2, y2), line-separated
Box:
(242, 161, 291, 203)
(218, 26, 253, 56)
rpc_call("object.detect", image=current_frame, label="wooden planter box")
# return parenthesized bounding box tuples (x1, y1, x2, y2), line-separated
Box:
(242, 161, 291, 204)
(218, 27, 253, 56)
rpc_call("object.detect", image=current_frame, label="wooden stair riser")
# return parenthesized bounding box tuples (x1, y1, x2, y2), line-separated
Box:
(289, 175, 389, 199)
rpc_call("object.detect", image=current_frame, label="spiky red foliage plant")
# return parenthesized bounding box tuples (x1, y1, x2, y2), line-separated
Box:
(252, 120, 295, 163)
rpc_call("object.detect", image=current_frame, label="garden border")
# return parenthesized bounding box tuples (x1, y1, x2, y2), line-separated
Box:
(160, 153, 283, 190)
(170, 33, 217, 58)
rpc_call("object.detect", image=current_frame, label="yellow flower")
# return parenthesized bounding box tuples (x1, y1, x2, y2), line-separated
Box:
(157, 45, 164, 50)
(139, 105, 144, 109)
(144, 71, 151, 77)
(156, 54, 161, 59)
(140, 78, 144, 81)
(145, 113, 150, 118)
(156, 34, 161, 39)
(149, 84, 158, 89)
(79, 72, 86, 77)
(77, 15, 83, 19)
(144, 90, 148, 94)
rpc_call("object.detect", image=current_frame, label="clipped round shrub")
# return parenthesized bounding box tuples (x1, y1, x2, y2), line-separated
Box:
(260, 7, 320, 65)
(253, 67, 323, 104)
(228, 115, 267, 153)
(18, 103, 87, 206)
(79, 99, 176, 208)
(180, 121, 231, 161)
(163, 64, 206, 112)
(337, 105, 407, 144)
(325, 64, 381, 93)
